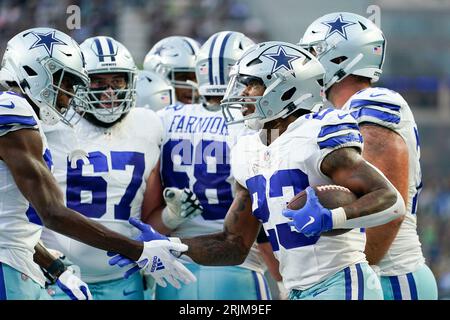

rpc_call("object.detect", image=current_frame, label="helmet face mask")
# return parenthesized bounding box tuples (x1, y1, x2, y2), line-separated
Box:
(0, 27, 90, 126)
(143, 36, 200, 104)
(299, 12, 386, 91)
(78, 36, 137, 124)
(221, 41, 325, 129)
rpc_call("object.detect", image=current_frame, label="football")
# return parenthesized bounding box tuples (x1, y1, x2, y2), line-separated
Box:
(286, 185, 357, 236)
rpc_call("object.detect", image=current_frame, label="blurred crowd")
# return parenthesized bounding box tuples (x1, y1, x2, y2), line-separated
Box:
(418, 177, 450, 299)
(0, 0, 449, 299)
(0, 0, 268, 58)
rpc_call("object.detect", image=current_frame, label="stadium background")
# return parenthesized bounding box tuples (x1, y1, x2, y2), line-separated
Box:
(0, 0, 448, 299)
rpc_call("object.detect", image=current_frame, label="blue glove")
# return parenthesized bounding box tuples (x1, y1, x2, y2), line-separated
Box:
(107, 217, 168, 279)
(282, 186, 333, 237)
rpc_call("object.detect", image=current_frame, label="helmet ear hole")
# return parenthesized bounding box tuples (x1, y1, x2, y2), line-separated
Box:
(330, 56, 347, 64)
(358, 21, 367, 30)
(23, 65, 37, 76)
(281, 87, 296, 101)
(246, 58, 262, 67)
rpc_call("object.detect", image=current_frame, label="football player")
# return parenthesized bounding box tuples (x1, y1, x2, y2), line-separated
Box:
(40, 36, 174, 300)
(143, 36, 200, 105)
(0, 28, 194, 300)
(112, 41, 406, 300)
(299, 12, 438, 300)
(141, 31, 275, 300)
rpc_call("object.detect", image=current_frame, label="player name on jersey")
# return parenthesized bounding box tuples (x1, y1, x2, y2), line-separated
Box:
(168, 114, 229, 135)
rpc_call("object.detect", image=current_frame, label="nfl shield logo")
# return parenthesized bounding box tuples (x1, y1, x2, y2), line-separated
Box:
(373, 46, 382, 55)
(199, 65, 208, 75)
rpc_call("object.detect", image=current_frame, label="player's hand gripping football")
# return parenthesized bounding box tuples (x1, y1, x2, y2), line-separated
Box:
(162, 187, 203, 229)
(107, 217, 196, 289)
(282, 187, 333, 237)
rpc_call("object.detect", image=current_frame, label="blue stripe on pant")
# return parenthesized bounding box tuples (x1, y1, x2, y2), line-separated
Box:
(355, 263, 364, 300)
(380, 264, 437, 300)
(406, 273, 418, 300)
(344, 267, 351, 300)
(343, 263, 365, 300)
(289, 262, 383, 300)
(0, 263, 6, 300)
(389, 276, 402, 300)
(251, 271, 262, 300)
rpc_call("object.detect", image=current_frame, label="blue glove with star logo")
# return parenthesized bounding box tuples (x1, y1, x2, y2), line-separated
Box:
(282, 187, 333, 237)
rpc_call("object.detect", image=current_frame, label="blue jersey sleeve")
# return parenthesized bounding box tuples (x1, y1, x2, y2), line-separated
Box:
(297, 109, 364, 180)
(346, 88, 406, 130)
(317, 122, 363, 150)
(313, 109, 363, 152)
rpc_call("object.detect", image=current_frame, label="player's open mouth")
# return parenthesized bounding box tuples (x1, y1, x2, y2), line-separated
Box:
(241, 104, 255, 117)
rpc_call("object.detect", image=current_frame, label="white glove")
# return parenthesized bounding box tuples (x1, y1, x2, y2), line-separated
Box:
(138, 240, 196, 289)
(56, 266, 93, 300)
(162, 187, 203, 229)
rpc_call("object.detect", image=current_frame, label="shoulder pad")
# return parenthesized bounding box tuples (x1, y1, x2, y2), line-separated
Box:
(346, 87, 408, 128)
(0, 91, 38, 136)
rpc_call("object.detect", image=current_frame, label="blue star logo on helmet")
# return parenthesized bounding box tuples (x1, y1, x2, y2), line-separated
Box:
(28, 31, 67, 57)
(321, 14, 356, 40)
(154, 45, 178, 57)
(263, 46, 301, 74)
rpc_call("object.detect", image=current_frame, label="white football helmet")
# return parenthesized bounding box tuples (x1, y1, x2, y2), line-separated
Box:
(143, 36, 200, 92)
(221, 41, 325, 130)
(299, 12, 386, 91)
(136, 70, 175, 111)
(0, 27, 89, 125)
(79, 36, 137, 124)
(196, 31, 254, 97)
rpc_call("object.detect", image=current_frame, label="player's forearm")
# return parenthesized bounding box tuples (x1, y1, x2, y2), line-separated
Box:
(182, 232, 249, 266)
(182, 182, 258, 266)
(334, 187, 405, 229)
(364, 216, 404, 265)
(33, 242, 67, 280)
(343, 185, 399, 219)
(33, 242, 58, 272)
(43, 204, 143, 261)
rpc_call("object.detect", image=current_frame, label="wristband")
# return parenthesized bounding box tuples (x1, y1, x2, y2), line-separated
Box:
(330, 207, 347, 229)
(168, 237, 184, 258)
(42, 258, 66, 285)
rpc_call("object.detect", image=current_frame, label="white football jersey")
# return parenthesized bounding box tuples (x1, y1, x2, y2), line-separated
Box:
(0, 91, 50, 287)
(232, 108, 367, 290)
(40, 107, 163, 282)
(343, 87, 425, 276)
(158, 103, 266, 273)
